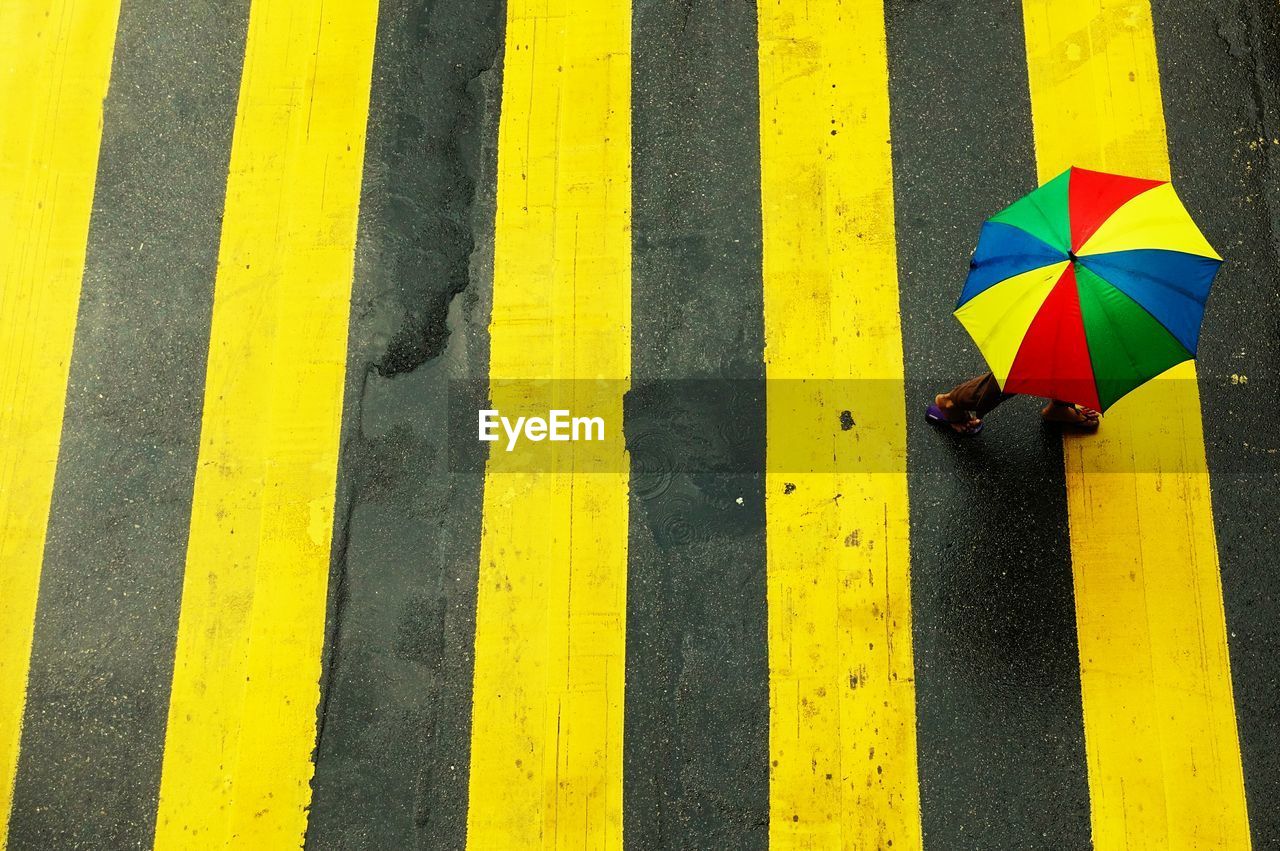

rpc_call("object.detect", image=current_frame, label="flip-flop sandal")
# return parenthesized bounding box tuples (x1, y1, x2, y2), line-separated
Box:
(1043, 405, 1100, 430)
(926, 403, 984, 436)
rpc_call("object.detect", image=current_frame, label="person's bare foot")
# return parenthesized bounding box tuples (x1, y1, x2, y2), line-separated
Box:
(1041, 400, 1101, 430)
(935, 393, 983, 435)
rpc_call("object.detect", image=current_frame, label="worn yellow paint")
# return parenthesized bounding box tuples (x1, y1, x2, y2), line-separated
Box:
(0, 1, 120, 843)
(1022, 2, 1251, 848)
(465, 1, 630, 848)
(152, 0, 378, 846)
(758, 1, 922, 847)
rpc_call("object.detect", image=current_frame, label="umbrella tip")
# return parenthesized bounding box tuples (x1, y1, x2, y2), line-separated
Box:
(1068, 250, 1078, 262)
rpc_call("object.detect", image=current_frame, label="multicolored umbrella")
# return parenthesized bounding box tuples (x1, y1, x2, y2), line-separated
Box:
(955, 166, 1221, 412)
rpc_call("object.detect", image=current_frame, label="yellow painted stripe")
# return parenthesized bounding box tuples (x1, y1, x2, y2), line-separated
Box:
(758, 1, 922, 847)
(465, 1, 630, 848)
(152, 1, 378, 846)
(0, 1, 120, 843)
(1022, 2, 1251, 848)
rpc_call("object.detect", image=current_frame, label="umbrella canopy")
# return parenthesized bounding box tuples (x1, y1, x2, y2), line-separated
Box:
(954, 167, 1221, 412)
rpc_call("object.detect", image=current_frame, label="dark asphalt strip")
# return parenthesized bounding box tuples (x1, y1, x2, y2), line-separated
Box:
(5, 3, 249, 848)
(303, 2, 502, 849)
(623, 1, 771, 847)
(884, 2, 1093, 848)
(1154, 1, 1280, 845)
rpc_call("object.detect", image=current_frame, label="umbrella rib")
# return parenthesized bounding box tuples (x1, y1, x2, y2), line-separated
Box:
(1089, 287, 1146, 394)
(1081, 252, 1213, 305)
(1082, 262, 1202, 356)
(997, 218, 1065, 254)
(1086, 274, 1192, 397)
(988, 222, 1067, 258)
(975, 264, 1067, 351)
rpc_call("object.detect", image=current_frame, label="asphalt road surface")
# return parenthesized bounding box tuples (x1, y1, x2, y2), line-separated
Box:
(1, 0, 1278, 849)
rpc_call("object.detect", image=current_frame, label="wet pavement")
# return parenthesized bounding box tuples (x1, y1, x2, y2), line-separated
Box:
(1, 0, 1278, 849)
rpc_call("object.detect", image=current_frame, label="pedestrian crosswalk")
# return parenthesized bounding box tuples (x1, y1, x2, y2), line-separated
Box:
(0, 1, 1267, 849)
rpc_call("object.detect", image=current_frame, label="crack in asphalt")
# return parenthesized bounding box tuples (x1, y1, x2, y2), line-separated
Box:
(307, 3, 503, 845)
(1213, 0, 1280, 262)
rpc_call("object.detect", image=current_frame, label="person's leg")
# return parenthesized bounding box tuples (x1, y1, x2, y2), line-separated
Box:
(932, 373, 1101, 433)
(948, 372, 1013, 416)
(938, 371, 1011, 414)
(928, 372, 1012, 433)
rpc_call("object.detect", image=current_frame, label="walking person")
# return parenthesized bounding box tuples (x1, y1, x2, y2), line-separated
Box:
(926, 372, 1100, 436)
(936, 167, 1222, 438)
